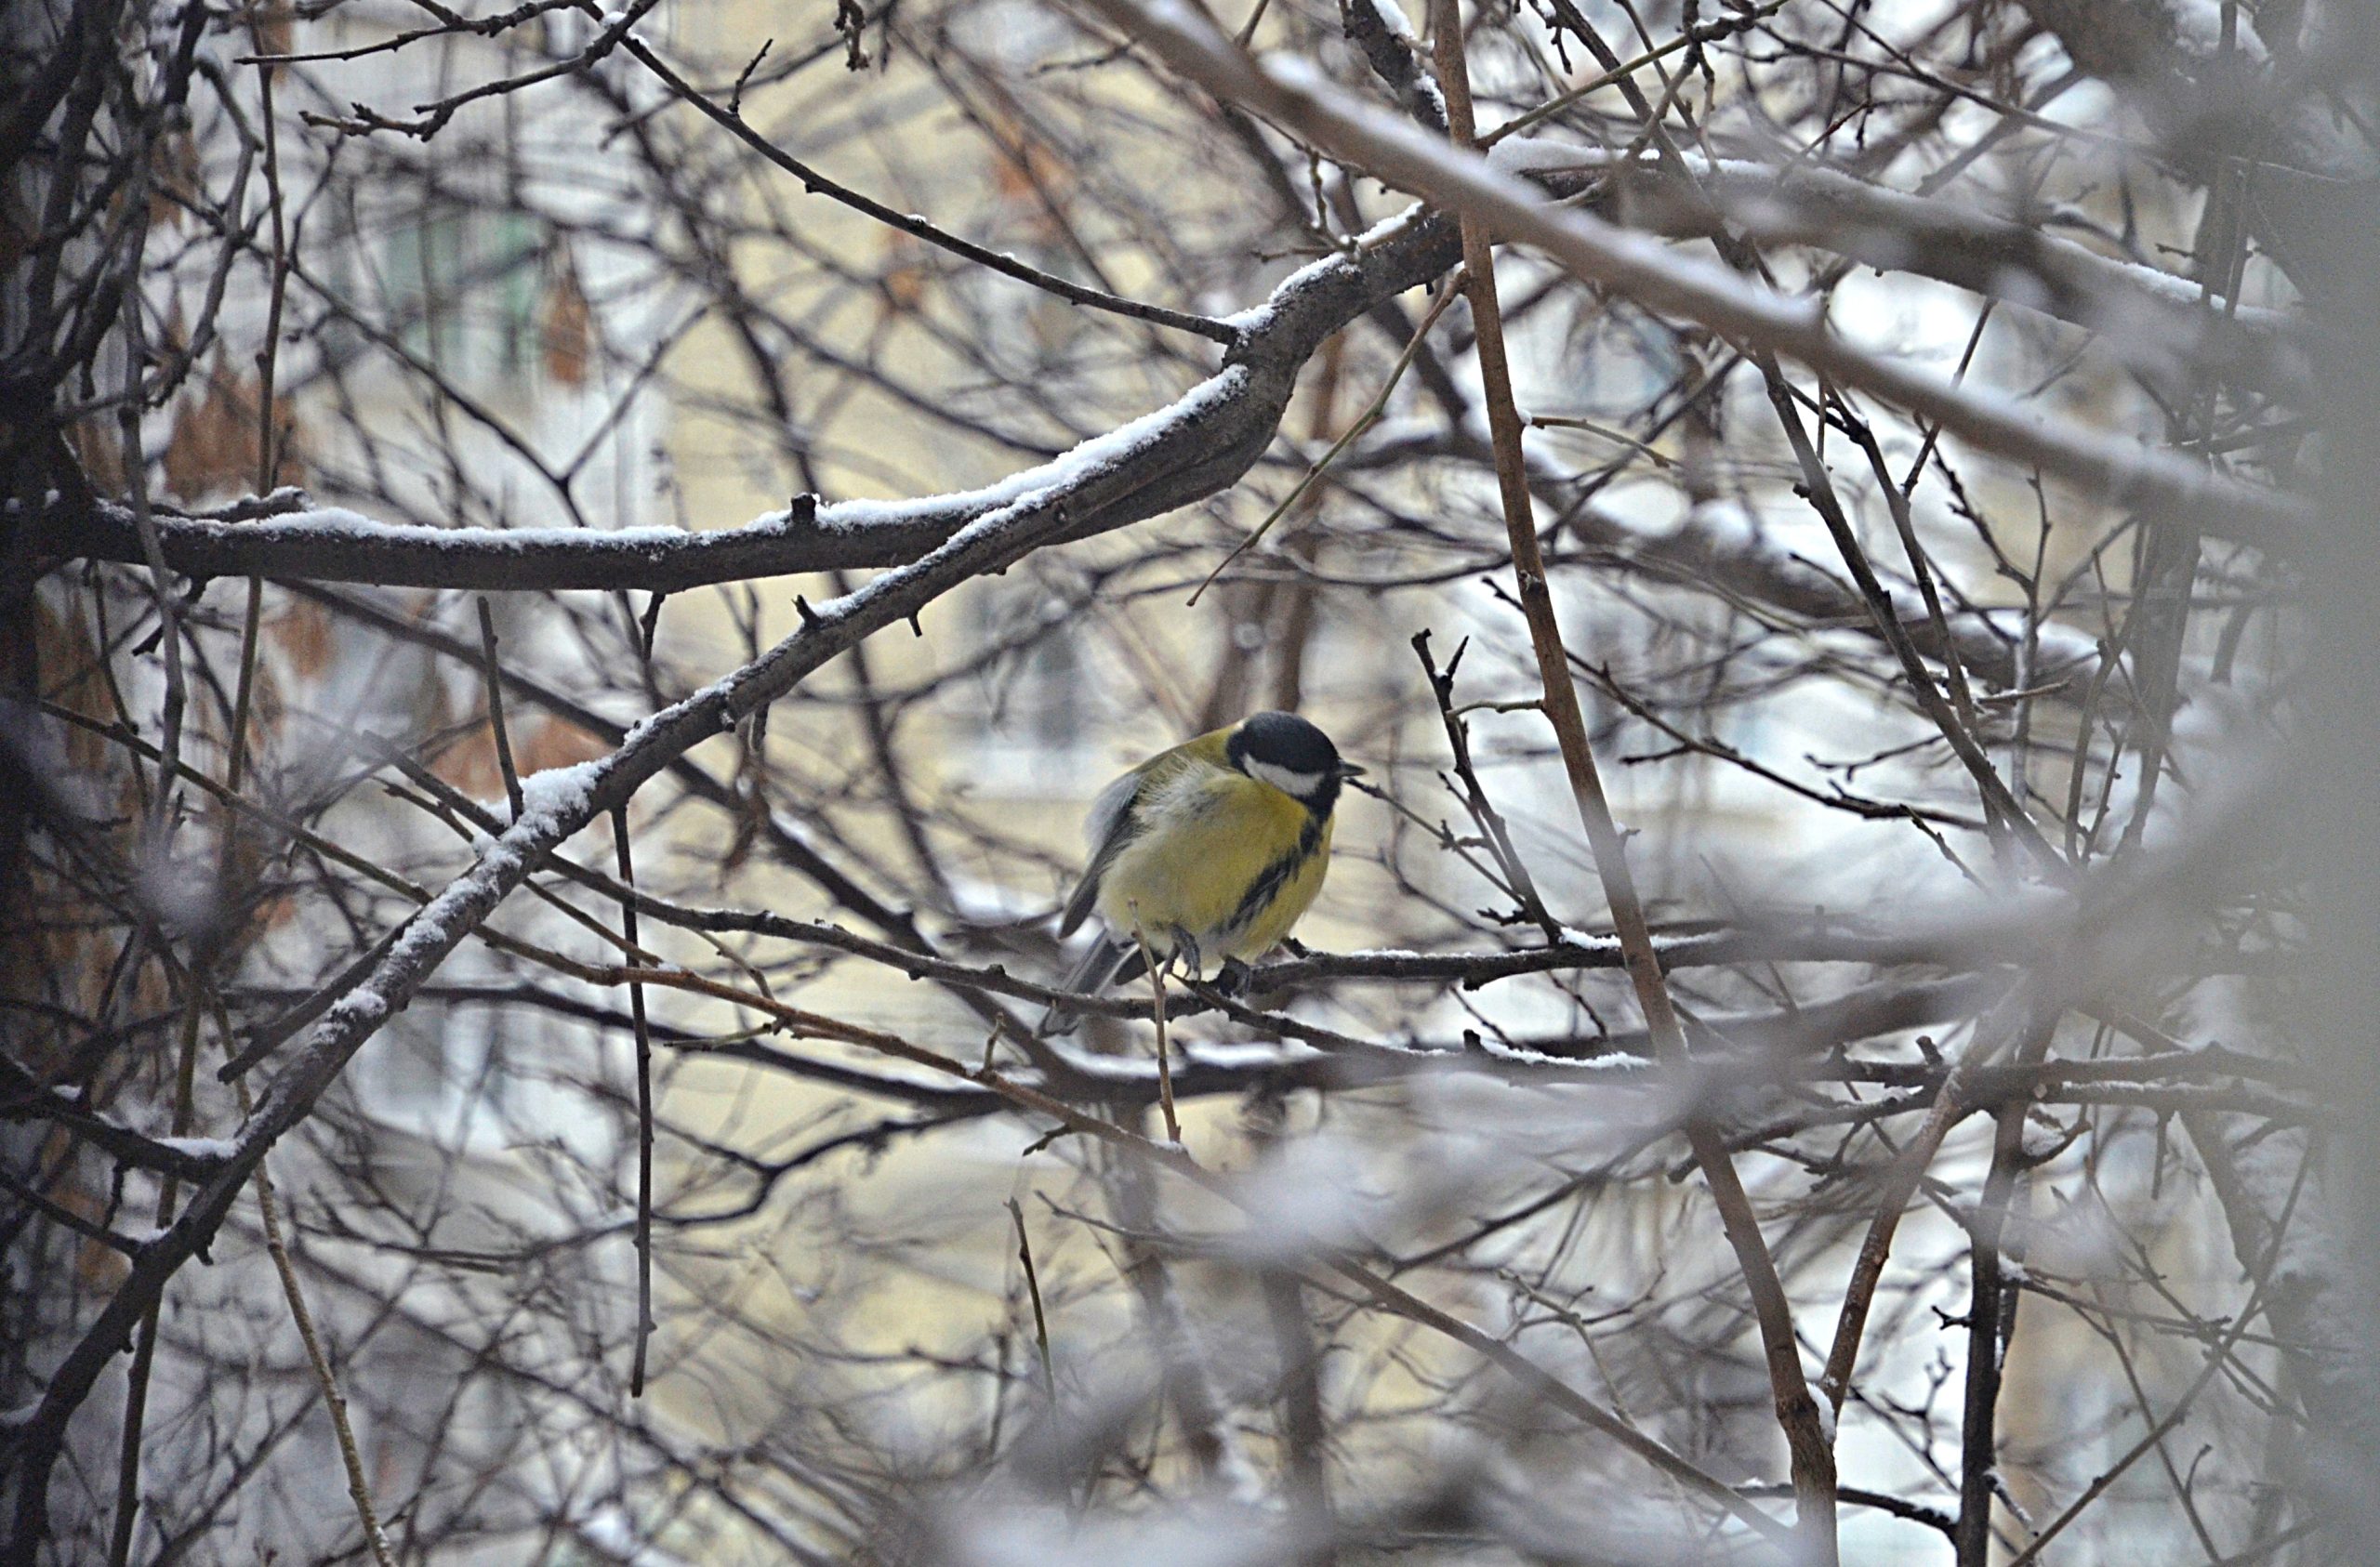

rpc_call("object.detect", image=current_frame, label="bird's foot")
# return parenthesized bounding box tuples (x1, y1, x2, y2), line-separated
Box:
(1212, 957, 1254, 998)
(1167, 927, 1204, 983)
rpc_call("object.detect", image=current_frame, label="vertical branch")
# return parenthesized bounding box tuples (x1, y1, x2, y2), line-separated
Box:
(1426, 6, 1839, 1558)
(104, 999, 202, 1567)
(224, 39, 291, 802)
(828, 566, 956, 905)
(478, 599, 524, 822)
(1263, 1274, 1334, 1563)
(1952, 1021, 2054, 1565)
(96, 72, 244, 1510)
(1263, 331, 1347, 716)
(1101, 1126, 1250, 1490)
(1412, 631, 1557, 935)
(1129, 915, 1182, 1146)
(1263, 531, 1322, 714)
(69, 217, 191, 1567)
(1197, 328, 1351, 728)
(117, 342, 184, 854)
(1007, 1196, 1056, 1401)
(2115, 157, 2249, 858)
(1822, 985, 2030, 1409)
(1245, 1091, 1335, 1558)
(237, 1080, 399, 1567)
(612, 807, 655, 1395)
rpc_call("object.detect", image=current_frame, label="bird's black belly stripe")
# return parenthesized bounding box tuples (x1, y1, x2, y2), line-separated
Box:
(1223, 810, 1328, 938)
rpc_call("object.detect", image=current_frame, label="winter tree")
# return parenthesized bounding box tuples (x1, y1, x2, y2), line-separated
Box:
(5, 0, 2377, 1561)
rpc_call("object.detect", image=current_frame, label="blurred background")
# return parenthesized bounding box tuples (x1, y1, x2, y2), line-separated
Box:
(5, 0, 2372, 1561)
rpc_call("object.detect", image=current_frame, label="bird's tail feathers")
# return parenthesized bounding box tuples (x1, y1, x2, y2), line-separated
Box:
(1037, 933, 1150, 1035)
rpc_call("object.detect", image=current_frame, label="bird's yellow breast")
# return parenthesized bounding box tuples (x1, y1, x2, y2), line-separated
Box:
(1095, 764, 1335, 961)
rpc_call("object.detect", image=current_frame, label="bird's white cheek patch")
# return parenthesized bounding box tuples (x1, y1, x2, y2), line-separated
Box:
(1247, 759, 1325, 799)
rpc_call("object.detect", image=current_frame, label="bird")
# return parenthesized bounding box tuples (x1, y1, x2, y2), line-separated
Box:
(1041, 711, 1362, 1033)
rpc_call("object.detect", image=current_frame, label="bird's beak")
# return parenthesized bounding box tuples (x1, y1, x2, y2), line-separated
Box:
(1337, 763, 1367, 780)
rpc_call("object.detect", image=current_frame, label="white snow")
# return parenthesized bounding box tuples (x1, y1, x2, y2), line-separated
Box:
(1361, 0, 1417, 41)
(1488, 136, 1596, 175)
(1220, 204, 1433, 341)
(813, 363, 1253, 539)
(516, 760, 604, 825)
(1475, 1038, 1654, 1071)
(322, 986, 390, 1029)
(150, 1135, 238, 1161)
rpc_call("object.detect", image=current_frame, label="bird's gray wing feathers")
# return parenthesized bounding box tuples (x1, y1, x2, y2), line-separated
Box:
(1036, 932, 1149, 1035)
(1058, 768, 1144, 937)
(1081, 766, 1141, 853)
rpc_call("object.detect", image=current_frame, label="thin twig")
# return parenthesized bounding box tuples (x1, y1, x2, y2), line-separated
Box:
(1189, 274, 1461, 604)
(235, 1080, 399, 1567)
(613, 807, 656, 1396)
(1006, 1197, 1055, 1400)
(1129, 914, 1183, 1145)
(2000, 1271, 2275, 1566)
(1819, 984, 2028, 1407)
(1762, 367, 2065, 877)
(1483, 0, 1791, 146)
(608, 21, 1237, 346)
(1413, 630, 1559, 931)
(478, 599, 525, 822)
(1953, 1014, 2056, 1564)
(105, 1002, 202, 1567)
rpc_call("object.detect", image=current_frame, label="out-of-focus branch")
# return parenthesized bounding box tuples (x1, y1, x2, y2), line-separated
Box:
(2181, 1112, 2380, 1524)
(1596, 151, 2310, 402)
(1081, 0, 2312, 549)
(1340, 0, 1446, 132)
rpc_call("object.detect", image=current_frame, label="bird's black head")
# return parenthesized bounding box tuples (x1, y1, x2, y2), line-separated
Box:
(1226, 711, 1363, 813)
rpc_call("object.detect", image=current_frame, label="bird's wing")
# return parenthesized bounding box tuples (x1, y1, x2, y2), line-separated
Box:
(1035, 931, 1149, 1035)
(1082, 764, 1144, 856)
(1058, 764, 1152, 937)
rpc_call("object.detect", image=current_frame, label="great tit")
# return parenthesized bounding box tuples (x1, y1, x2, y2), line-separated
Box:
(1043, 711, 1362, 1032)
